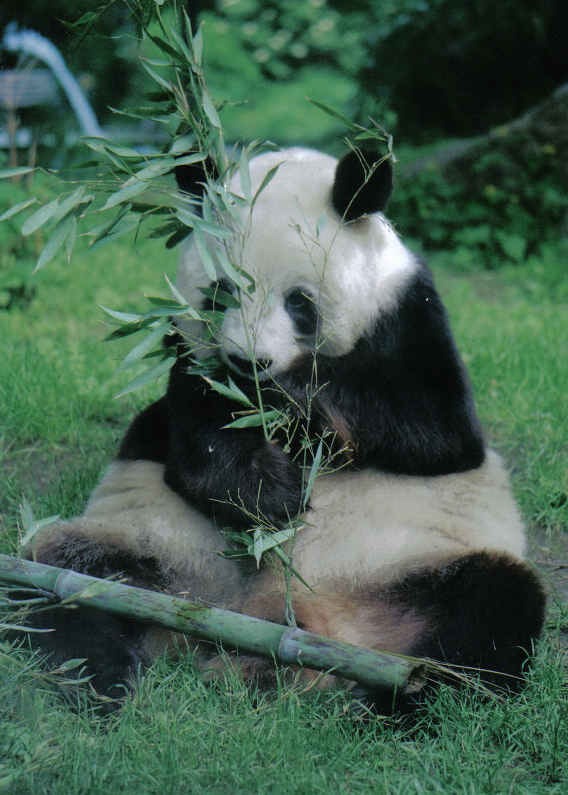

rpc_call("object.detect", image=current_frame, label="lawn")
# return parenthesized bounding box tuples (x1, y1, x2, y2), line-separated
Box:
(0, 186, 566, 793)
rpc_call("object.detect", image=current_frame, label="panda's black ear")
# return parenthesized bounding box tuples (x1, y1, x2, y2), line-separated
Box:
(331, 149, 393, 221)
(174, 156, 217, 197)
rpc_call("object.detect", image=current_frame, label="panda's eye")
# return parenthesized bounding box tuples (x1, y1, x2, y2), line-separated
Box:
(285, 288, 318, 336)
(212, 278, 235, 298)
(201, 279, 239, 311)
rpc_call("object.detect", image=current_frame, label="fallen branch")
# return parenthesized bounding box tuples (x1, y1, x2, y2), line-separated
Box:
(403, 82, 568, 178)
(0, 553, 427, 696)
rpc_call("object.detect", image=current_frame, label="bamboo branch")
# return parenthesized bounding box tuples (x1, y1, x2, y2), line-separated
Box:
(0, 553, 426, 695)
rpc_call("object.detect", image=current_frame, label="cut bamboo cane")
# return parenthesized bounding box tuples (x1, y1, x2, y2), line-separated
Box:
(0, 553, 426, 695)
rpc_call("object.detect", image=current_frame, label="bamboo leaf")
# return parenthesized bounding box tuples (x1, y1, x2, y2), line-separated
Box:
(0, 166, 34, 179)
(165, 274, 194, 308)
(117, 322, 169, 372)
(203, 376, 254, 407)
(175, 152, 207, 167)
(21, 197, 60, 236)
(140, 60, 173, 92)
(52, 187, 93, 224)
(51, 658, 88, 674)
(139, 304, 192, 318)
(251, 527, 297, 567)
(99, 306, 144, 323)
(178, 211, 232, 240)
(102, 143, 143, 159)
(147, 33, 180, 60)
(201, 90, 221, 130)
(199, 286, 240, 309)
(239, 149, 252, 201)
(145, 296, 189, 308)
(34, 215, 75, 271)
(115, 356, 174, 398)
(251, 163, 282, 210)
(134, 158, 176, 180)
(223, 410, 281, 429)
(303, 438, 323, 510)
(19, 499, 35, 537)
(193, 228, 217, 279)
(0, 197, 37, 221)
(169, 27, 194, 65)
(64, 216, 78, 263)
(192, 25, 204, 67)
(102, 179, 148, 210)
(175, 206, 201, 228)
(169, 135, 196, 155)
(166, 226, 191, 248)
(307, 98, 359, 130)
(88, 206, 139, 249)
(0, 622, 54, 633)
(82, 137, 107, 154)
(212, 245, 250, 287)
(19, 499, 60, 548)
(105, 319, 154, 340)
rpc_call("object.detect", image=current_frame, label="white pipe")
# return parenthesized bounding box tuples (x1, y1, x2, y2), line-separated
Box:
(2, 23, 104, 137)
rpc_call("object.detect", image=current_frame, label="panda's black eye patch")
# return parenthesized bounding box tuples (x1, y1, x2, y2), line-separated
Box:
(285, 288, 318, 336)
(200, 279, 240, 311)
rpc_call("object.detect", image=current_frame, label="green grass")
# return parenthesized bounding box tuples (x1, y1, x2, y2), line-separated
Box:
(0, 212, 566, 792)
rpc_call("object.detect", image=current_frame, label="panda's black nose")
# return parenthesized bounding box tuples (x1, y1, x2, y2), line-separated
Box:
(227, 355, 272, 377)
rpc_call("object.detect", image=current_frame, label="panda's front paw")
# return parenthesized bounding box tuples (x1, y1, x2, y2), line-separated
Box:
(248, 442, 304, 526)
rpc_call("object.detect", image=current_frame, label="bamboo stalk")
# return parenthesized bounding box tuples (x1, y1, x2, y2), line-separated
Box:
(0, 553, 426, 695)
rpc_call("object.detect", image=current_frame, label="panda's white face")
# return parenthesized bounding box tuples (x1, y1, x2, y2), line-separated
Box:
(176, 148, 418, 378)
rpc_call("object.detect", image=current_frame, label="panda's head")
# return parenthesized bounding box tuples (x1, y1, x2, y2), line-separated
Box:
(175, 147, 418, 379)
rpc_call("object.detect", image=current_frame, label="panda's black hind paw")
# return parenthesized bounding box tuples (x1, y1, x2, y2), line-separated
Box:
(22, 603, 147, 704)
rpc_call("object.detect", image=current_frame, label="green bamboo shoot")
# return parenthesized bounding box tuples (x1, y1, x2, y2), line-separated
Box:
(0, 553, 426, 695)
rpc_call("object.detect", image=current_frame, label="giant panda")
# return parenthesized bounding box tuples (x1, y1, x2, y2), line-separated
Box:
(25, 146, 545, 710)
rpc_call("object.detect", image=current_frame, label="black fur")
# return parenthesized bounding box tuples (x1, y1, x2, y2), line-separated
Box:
(279, 262, 485, 475)
(358, 552, 546, 714)
(161, 357, 303, 528)
(25, 604, 147, 704)
(22, 539, 165, 702)
(332, 149, 393, 220)
(395, 552, 545, 684)
(174, 156, 217, 197)
(119, 396, 169, 462)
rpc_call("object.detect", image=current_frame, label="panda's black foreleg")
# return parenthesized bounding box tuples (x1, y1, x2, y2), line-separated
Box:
(21, 535, 165, 706)
(165, 428, 304, 528)
(163, 358, 304, 528)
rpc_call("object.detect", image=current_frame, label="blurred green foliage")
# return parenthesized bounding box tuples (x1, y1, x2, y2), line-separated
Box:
(0, 177, 44, 310)
(1, 0, 566, 276)
(390, 145, 566, 268)
(357, 0, 568, 138)
(1, 0, 566, 141)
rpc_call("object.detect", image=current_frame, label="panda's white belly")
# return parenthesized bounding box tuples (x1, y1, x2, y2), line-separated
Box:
(293, 450, 525, 588)
(77, 451, 524, 597)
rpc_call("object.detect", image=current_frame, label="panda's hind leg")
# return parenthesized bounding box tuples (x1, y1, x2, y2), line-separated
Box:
(22, 528, 165, 704)
(387, 551, 546, 693)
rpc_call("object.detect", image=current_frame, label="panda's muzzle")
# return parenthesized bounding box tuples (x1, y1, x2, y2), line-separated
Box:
(226, 354, 273, 380)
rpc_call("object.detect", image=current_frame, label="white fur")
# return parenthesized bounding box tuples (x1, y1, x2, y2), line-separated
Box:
(293, 449, 526, 589)
(31, 450, 525, 604)
(176, 148, 418, 375)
